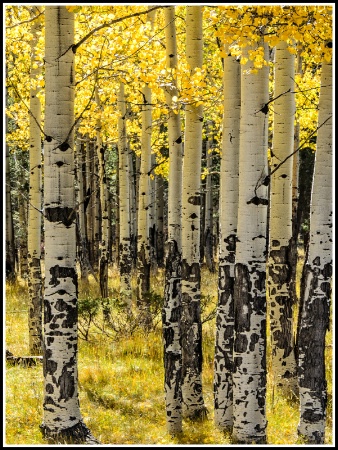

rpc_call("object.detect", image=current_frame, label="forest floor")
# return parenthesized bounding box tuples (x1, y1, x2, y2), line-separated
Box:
(5, 263, 333, 445)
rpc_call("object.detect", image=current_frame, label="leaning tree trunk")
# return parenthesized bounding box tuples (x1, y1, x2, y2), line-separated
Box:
(181, 5, 207, 421)
(213, 44, 240, 431)
(297, 57, 332, 445)
(267, 40, 298, 397)
(118, 82, 132, 306)
(232, 42, 269, 444)
(162, 5, 183, 435)
(28, 8, 43, 354)
(41, 6, 97, 444)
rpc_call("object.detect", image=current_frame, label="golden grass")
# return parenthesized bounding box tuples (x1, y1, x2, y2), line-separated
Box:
(5, 264, 333, 445)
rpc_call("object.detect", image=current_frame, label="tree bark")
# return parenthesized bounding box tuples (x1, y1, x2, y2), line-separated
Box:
(162, 5, 183, 435)
(232, 42, 269, 444)
(41, 6, 98, 444)
(213, 45, 240, 431)
(95, 87, 109, 299)
(28, 8, 43, 354)
(181, 5, 207, 420)
(297, 58, 332, 445)
(118, 82, 132, 306)
(267, 40, 298, 397)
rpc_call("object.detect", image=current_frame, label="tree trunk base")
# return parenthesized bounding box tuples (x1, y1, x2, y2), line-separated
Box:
(40, 421, 100, 445)
(232, 435, 267, 445)
(183, 405, 209, 422)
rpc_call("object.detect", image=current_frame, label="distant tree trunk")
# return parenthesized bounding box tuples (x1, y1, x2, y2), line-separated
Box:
(28, 8, 43, 354)
(213, 44, 240, 431)
(149, 153, 157, 270)
(18, 179, 29, 278)
(75, 136, 90, 281)
(267, 41, 298, 397)
(232, 42, 269, 444)
(93, 141, 101, 272)
(129, 146, 138, 266)
(297, 58, 332, 445)
(6, 140, 16, 282)
(95, 87, 109, 299)
(41, 6, 97, 444)
(162, 5, 183, 435)
(136, 7, 156, 329)
(181, 5, 207, 421)
(155, 176, 165, 268)
(204, 125, 215, 273)
(118, 82, 132, 306)
(137, 80, 153, 328)
(85, 139, 100, 272)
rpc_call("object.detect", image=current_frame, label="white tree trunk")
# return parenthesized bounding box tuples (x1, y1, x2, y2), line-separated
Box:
(162, 5, 183, 435)
(28, 8, 43, 354)
(297, 58, 332, 445)
(136, 6, 156, 328)
(204, 125, 215, 272)
(232, 42, 269, 444)
(214, 46, 241, 431)
(42, 6, 97, 443)
(181, 5, 207, 420)
(95, 87, 109, 298)
(136, 81, 153, 327)
(267, 40, 298, 396)
(118, 82, 132, 305)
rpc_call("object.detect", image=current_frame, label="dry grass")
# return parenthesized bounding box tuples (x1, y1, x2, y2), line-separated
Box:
(5, 264, 333, 445)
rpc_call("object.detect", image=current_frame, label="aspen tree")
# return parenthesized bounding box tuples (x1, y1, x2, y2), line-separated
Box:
(27, 7, 43, 355)
(204, 122, 215, 273)
(297, 57, 332, 445)
(181, 5, 207, 420)
(232, 42, 269, 444)
(267, 40, 298, 396)
(27, 7, 43, 354)
(136, 6, 157, 328)
(41, 6, 97, 443)
(118, 82, 132, 305)
(162, 5, 183, 435)
(95, 87, 109, 298)
(213, 44, 241, 431)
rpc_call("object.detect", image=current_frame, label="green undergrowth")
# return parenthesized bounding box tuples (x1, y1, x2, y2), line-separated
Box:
(5, 265, 332, 445)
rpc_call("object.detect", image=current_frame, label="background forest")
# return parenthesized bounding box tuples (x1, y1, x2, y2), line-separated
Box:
(5, 4, 333, 446)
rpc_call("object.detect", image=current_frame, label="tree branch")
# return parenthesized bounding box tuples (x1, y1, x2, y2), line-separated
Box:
(72, 5, 167, 53)
(6, 9, 43, 29)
